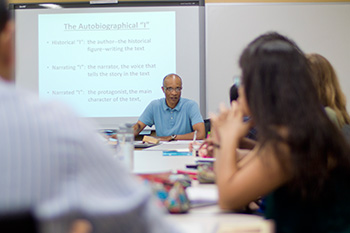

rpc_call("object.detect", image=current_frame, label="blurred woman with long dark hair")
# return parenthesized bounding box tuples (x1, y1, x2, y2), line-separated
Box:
(211, 32, 350, 233)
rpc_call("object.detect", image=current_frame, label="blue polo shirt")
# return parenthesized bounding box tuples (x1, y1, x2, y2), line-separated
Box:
(139, 98, 203, 137)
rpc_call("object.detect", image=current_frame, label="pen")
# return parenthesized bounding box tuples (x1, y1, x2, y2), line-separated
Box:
(186, 164, 198, 169)
(176, 170, 197, 175)
(176, 170, 198, 180)
(193, 130, 197, 143)
(192, 130, 200, 157)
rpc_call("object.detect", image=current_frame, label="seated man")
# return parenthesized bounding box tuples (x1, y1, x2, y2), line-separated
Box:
(134, 73, 205, 141)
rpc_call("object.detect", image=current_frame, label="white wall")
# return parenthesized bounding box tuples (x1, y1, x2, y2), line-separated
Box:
(205, 2, 350, 116)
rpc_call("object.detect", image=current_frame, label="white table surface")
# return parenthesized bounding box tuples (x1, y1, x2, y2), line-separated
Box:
(132, 146, 267, 233)
(134, 150, 196, 173)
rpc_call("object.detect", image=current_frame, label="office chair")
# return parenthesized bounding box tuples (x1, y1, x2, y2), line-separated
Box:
(342, 124, 350, 144)
(204, 119, 211, 137)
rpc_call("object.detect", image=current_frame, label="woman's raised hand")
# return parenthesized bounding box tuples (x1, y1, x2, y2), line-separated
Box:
(210, 101, 252, 145)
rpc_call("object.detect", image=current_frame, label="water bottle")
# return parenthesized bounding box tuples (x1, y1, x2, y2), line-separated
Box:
(115, 123, 134, 171)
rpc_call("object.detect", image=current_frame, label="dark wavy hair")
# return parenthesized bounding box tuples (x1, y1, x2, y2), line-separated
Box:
(239, 32, 350, 199)
(307, 53, 350, 127)
(229, 84, 239, 102)
(0, 0, 9, 33)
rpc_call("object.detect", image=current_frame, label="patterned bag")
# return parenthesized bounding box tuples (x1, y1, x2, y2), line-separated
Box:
(138, 173, 191, 213)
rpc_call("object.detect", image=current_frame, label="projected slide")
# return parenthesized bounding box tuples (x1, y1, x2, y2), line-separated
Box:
(38, 11, 176, 117)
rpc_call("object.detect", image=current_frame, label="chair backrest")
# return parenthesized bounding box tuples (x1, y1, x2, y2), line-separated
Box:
(342, 124, 350, 144)
(0, 211, 37, 232)
(204, 119, 211, 137)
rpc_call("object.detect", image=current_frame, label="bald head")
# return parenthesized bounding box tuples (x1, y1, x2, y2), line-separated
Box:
(162, 73, 182, 109)
(163, 73, 182, 87)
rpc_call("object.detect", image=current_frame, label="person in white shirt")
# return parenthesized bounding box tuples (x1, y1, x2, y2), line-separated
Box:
(0, 1, 178, 232)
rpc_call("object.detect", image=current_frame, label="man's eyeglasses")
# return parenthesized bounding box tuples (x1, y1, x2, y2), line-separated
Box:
(163, 87, 182, 93)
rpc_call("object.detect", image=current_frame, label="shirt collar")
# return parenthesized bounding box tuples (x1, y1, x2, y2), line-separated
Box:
(163, 98, 182, 111)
